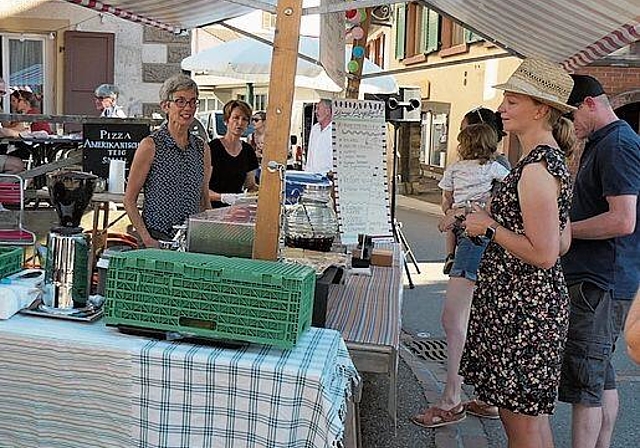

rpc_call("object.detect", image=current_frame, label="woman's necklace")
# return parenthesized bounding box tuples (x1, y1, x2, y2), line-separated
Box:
(222, 137, 241, 156)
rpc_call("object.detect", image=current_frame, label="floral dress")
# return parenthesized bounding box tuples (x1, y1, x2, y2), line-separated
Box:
(459, 145, 572, 415)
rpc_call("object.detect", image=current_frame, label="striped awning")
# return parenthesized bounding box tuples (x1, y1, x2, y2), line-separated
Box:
(62, 0, 639, 69)
(419, 0, 640, 71)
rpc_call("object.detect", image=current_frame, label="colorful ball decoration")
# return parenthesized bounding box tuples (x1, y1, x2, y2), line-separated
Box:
(345, 9, 358, 21)
(352, 46, 365, 58)
(351, 26, 364, 40)
(347, 60, 360, 74)
(347, 9, 361, 23)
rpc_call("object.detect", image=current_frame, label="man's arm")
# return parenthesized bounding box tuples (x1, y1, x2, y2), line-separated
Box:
(0, 127, 20, 138)
(571, 195, 637, 239)
(625, 291, 640, 364)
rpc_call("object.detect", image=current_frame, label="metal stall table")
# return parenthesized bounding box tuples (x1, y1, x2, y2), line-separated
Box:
(326, 243, 403, 424)
(0, 316, 359, 448)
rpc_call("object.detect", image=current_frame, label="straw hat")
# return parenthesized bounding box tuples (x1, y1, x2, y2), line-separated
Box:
(493, 58, 576, 113)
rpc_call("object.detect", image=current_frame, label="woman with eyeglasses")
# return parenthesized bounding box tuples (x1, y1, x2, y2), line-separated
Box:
(249, 111, 267, 161)
(124, 74, 211, 248)
(208, 99, 259, 208)
(93, 84, 127, 118)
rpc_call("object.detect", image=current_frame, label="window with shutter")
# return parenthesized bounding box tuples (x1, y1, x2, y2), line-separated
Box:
(395, 5, 406, 60)
(465, 29, 484, 44)
(425, 10, 440, 53)
(418, 6, 429, 54)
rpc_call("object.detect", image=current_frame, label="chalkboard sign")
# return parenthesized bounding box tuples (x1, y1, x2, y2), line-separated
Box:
(82, 122, 150, 180)
(332, 99, 392, 245)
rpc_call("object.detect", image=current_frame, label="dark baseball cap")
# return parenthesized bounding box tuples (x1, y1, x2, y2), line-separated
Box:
(567, 74, 605, 106)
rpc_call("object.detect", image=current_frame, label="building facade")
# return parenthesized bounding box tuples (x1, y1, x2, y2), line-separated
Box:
(376, 2, 639, 194)
(0, 1, 189, 118)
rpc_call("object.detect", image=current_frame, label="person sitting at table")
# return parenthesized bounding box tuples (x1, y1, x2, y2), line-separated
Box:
(9, 89, 52, 134)
(124, 74, 211, 248)
(208, 99, 259, 208)
(94, 84, 127, 118)
(0, 78, 26, 173)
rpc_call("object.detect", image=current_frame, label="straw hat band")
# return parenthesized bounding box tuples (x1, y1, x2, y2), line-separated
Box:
(517, 66, 572, 98)
(501, 76, 571, 105)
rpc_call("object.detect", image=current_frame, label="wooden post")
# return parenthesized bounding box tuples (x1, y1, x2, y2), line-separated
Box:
(253, 0, 303, 260)
(345, 8, 372, 99)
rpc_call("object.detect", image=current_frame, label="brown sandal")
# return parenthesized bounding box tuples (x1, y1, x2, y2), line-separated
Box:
(411, 403, 466, 428)
(465, 399, 500, 419)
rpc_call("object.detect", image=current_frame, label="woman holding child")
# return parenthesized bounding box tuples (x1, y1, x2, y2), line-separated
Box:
(460, 58, 575, 447)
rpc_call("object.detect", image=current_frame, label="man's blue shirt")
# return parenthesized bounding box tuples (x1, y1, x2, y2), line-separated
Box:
(562, 120, 640, 299)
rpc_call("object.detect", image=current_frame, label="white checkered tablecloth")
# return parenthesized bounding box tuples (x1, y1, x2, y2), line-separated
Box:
(0, 317, 358, 448)
(132, 327, 359, 448)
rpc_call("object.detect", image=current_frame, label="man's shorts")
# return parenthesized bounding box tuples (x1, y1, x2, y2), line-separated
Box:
(604, 299, 632, 390)
(449, 235, 488, 282)
(559, 282, 613, 406)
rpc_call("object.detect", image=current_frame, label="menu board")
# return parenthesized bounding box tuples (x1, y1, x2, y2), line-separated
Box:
(332, 99, 392, 245)
(82, 122, 149, 180)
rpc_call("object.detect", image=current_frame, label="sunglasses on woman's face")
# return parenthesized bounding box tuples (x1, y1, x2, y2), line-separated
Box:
(252, 117, 262, 122)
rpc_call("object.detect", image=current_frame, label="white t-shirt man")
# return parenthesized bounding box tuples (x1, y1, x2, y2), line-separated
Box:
(304, 121, 333, 174)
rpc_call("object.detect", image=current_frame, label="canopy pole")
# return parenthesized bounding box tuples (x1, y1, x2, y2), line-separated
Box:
(253, 0, 303, 261)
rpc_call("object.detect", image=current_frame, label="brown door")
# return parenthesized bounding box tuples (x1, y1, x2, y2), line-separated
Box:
(64, 31, 114, 116)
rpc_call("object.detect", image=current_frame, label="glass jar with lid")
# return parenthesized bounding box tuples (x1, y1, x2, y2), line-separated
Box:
(285, 183, 338, 252)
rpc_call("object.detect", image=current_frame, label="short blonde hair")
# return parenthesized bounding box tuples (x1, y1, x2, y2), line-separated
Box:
(457, 123, 498, 164)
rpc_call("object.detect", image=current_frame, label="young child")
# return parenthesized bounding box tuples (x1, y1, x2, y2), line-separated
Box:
(438, 123, 510, 274)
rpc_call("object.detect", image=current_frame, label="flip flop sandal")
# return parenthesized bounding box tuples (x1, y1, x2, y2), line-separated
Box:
(465, 399, 500, 419)
(411, 403, 466, 428)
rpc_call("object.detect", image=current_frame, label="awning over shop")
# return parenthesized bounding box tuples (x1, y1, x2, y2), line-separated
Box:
(418, 0, 640, 71)
(61, 0, 639, 71)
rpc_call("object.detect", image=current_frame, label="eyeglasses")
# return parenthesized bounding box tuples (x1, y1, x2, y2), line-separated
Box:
(251, 117, 263, 122)
(171, 98, 200, 108)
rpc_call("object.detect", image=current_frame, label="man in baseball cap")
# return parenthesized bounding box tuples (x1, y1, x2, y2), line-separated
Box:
(561, 74, 640, 448)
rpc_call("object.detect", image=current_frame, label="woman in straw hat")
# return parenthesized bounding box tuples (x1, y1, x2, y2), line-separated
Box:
(459, 58, 576, 447)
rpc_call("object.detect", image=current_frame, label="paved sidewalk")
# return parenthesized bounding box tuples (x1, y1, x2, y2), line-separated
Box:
(397, 195, 443, 216)
(400, 344, 500, 448)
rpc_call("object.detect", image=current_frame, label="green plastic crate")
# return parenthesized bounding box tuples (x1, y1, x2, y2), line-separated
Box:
(104, 249, 316, 349)
(0, 247, 23, 279)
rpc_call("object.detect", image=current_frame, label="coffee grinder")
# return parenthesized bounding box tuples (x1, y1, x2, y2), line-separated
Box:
(43, 170, 97, 309)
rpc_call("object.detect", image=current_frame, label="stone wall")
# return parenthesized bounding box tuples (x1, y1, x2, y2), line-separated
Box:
(141, 27, 190, 116)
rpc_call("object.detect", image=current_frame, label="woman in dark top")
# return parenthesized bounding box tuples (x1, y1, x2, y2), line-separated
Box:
(208, 99, 259, 208)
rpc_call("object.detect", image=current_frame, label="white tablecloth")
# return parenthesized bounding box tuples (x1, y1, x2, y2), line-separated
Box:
(0, 316, 358, 448)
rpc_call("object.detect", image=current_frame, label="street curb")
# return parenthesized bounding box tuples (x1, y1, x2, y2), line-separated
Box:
(397, 195, 443, 217)
(399, 345, 491, 448)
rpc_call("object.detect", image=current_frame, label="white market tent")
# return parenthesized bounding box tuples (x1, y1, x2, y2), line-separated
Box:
(182, 35, 399, 94)
(59, 0, 640, 70)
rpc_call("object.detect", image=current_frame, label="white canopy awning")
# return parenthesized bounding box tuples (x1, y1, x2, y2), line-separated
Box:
(182, 35, 399, 94)
(60, 0, 639, 70)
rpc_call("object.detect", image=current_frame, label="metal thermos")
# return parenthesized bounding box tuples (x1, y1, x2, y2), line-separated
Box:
(43, 170, 97, 309)
(43, 228, 91, 309)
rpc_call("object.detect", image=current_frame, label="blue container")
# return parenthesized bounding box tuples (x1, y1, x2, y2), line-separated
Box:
(257, 168, 331, 204)
(284, 171, 331, 204)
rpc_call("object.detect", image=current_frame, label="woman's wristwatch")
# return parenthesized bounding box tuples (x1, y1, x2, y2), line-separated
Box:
(485, 222, 500, 241)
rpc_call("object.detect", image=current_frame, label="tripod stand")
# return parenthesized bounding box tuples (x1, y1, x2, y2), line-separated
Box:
(389, 121, 421, 289)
